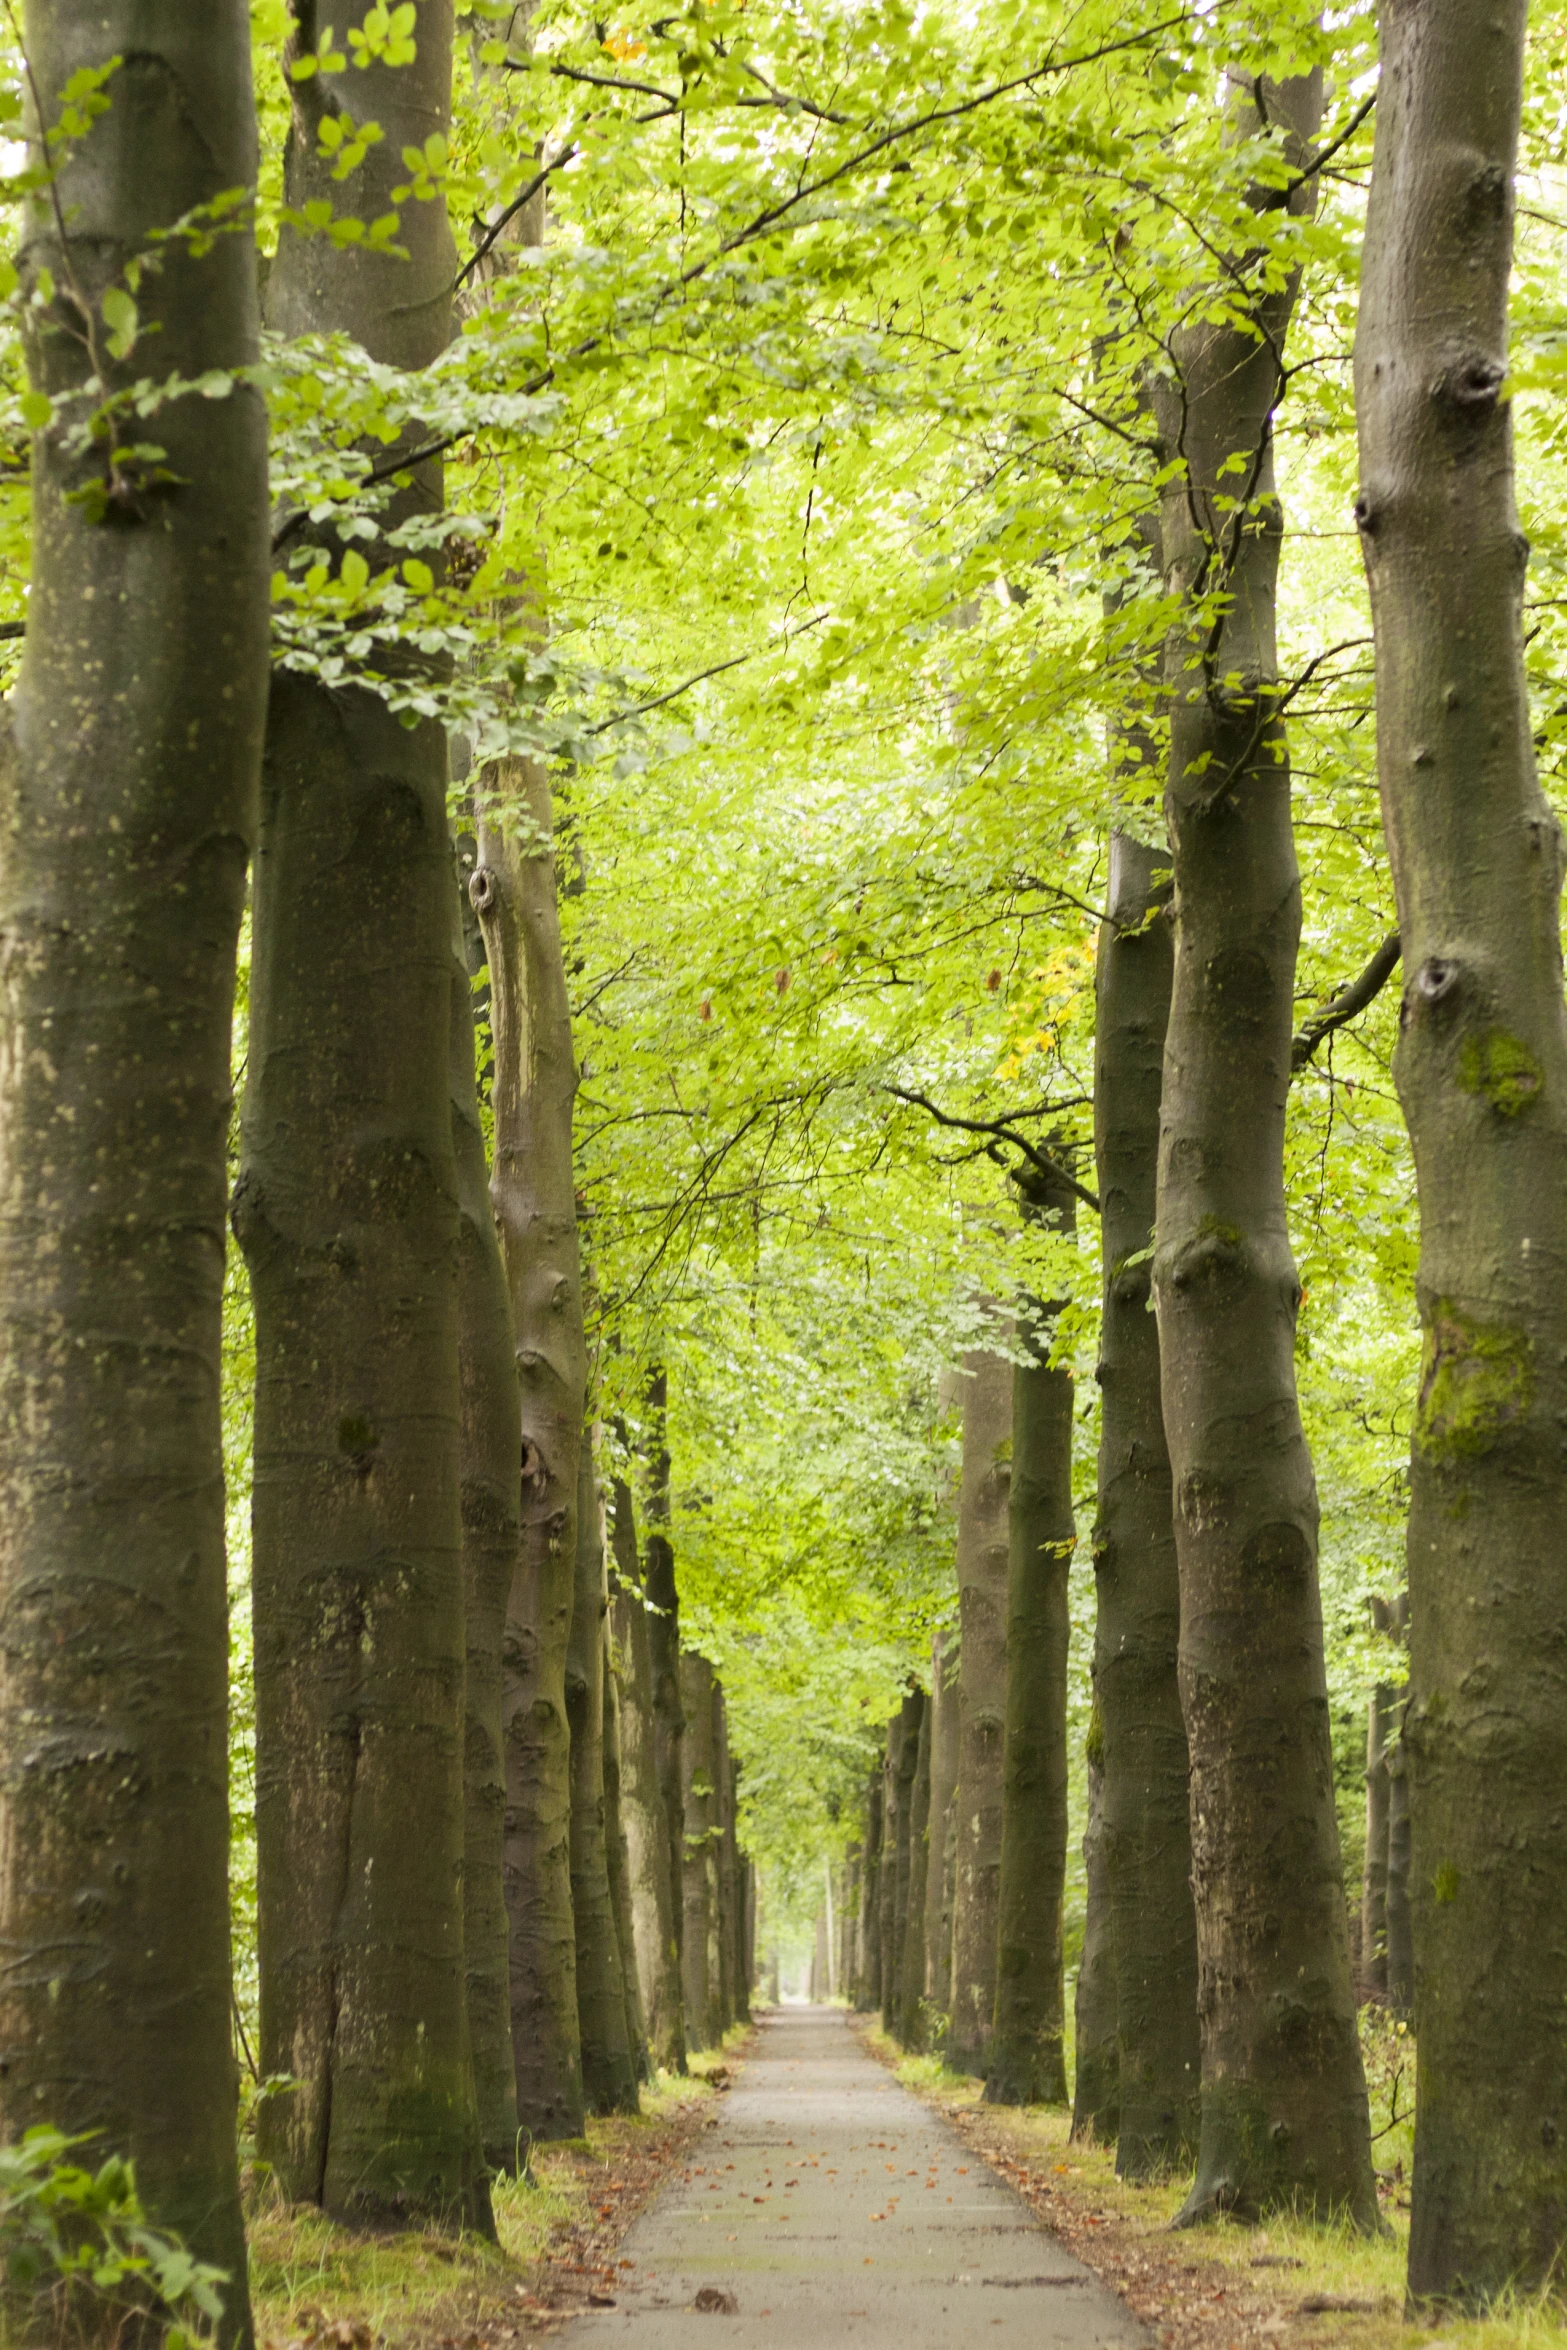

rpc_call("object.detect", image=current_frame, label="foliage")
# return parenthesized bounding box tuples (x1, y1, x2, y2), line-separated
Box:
(0, 2129, 228, 2348)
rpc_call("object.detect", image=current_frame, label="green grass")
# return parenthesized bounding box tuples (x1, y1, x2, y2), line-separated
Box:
(246, 2058, 727, 2348)
(862, 2016, 1567, 2350)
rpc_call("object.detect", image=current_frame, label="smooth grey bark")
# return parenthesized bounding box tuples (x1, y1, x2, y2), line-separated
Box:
(1361, 1686, 1391, 2003)
(471, 752, 585, 2140)
(642, 1370, 687, 2046)
(1151, 66, 1375, 2229)
(0, 9, 267, 2333)
(1093, 830, 1200, 2175)
(988, 1174, 1075, 2107)
(884, 1692, 922, 2036)
(949, 1344, 1013, 2076)
(239, 1, 490, 2229)
(1071, 1747, 1120, 2144)
(568, 1431, 638, 2114)
(856, 1770, 883, 2013)
(608, 1475, 682, 2072)
(878, 1706, 907, 2034)
(602, 1613, 651, 2081)
(680, 1652, 719, 2050)
(899, 1700, 933, 2048)
(923, 1632, 960, 2022)
(450, 872, 522, 2173)
(714, 1691, 742, 2031)
(1355, 7, 1567, 2286)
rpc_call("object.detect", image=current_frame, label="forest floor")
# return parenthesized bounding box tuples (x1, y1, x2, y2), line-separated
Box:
(246, 2043, 743, 2349)
(854, 2017, 1567, 2350)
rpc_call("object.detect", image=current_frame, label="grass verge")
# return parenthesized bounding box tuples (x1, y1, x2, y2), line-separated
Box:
(246, 2041, 746, 2349)
(855, 2018, 1567, 2350)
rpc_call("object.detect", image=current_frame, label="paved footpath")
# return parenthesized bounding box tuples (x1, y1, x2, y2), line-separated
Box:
(565, 2005, 1146, 2348)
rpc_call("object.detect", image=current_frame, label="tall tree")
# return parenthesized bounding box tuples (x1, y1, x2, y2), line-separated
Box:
(238, 0, 489, 2226)
(602, 1609, 651, 2080)
(1071, 1736, 1120, 2144)
(713, 1687, 740, 2032)
(450, 869, 522, 2172)
(1151, 62, 1376, 2226)
(882, 1693, 921, 2035)
(1093, 831, 1200, 2174)
(855, 1768, 883, 2013)
(1357, 1, 1567, 2287)
(608, 1475, 686, 2071)
(924, 1633, 960, 2022)
(568, 1428, 639, 2113)
(948, 1342, 1012, 2075)
(472, 747, 586, 2138)
(0, 5, 268, 2330)
(642, 1370, 687, 2042)
(1360, 1683, 1391, 2003)
(899, 1699, 933, 2048)
(680, 1650, 719, 2049)
(987, 1173, 1075, 2106)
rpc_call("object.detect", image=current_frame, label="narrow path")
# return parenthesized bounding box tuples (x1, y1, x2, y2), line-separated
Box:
(564, 2006, 1146, 2346)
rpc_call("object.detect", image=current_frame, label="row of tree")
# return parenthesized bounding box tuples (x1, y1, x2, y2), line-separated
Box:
(800, 4, 1559, 2315)
(0, 10, 752, 2347)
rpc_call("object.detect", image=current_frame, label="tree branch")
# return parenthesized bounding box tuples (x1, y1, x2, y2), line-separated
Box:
(1290, 932, 1401, 1072)
(885, 1085, 1101, 1214)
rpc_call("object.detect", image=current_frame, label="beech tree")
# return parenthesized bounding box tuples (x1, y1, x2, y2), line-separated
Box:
(1151, 60, 1376, 2226)
(987, 1174, 1075, 2106)
(237, 0, 489, 2225)
(1356, 0, 1567, 2296)
(948, 1344, 1012, 2074)
(1093, 835, 1199, 2172)
(0, 5, 268, 2328)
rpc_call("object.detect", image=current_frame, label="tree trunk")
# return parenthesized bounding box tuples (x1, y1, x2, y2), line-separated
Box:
(899, 1701, 933, 2048)
(712, 1685, 737, 2033)
(1353, 0, 1567, 2291)
(988, 1176, 1075, 2107)
(1072, 1746, 1120, 2143)
(856, 1771, 884, 2013)
(471, 752, 585, 2140)
(1384, 1714, 1413, 2023)
(643, 1371, 687, 2042)
(879, 1705, 910, 2035)
(602, 1612, 651, 2081)
(924, 1633, 960, 2020)
(716, 1698, 746, 2026)
(568, 1429, 638, 2114)
(1151, 65, 1375, 2229)
(239, 1, 490, 2229)
(450, 880, 523, 2173)
(608, 1476, 686, 2072)
(0, 8, 266, 2330)
(1360, 1687, 1391, 2003)
(949, 1344, 1013, 2076)
(680, 1652, 719, 2050)
(1093, 829, 1200, 2175)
